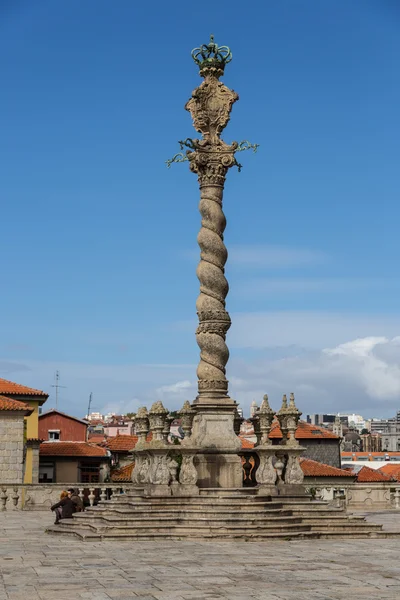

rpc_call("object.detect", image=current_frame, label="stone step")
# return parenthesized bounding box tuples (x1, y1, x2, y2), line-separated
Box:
(56, 522, 313, 535)
(46, 526, 321, 541)
(76, 508, 295, 519)
(70, 515, 304, 527)
(97, 500, 287, 510)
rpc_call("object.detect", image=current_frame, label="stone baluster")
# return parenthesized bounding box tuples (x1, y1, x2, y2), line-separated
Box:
(135, 407, 150, 443)
(78, 487, 84, 506)
(179, 400, 196, 439)
(12, 487, 19, 510)
(0, 487, 8, 511)
(395, 488, 400, 510)
(88, 488, 95, 507)
(100, 487, 107, 502)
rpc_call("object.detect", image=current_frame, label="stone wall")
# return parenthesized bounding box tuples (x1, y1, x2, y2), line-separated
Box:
(0, 412, 25, 484)
(301, 439, 341, 468)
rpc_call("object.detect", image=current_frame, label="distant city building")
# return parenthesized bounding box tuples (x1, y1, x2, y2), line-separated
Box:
(306, 414, 338, 426)
(86, 411, 104, 422)
(338, 413, 366, 432)
(369, 411, 400, 451)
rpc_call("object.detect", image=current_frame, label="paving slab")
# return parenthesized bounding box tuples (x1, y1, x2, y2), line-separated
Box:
(0, 512, 400, 599)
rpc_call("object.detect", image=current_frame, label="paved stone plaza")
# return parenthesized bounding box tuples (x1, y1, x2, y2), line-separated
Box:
(1, 512, 400, 600)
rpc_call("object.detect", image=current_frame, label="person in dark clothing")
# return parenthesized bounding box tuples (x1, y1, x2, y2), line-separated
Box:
(51, 495, 75, 524)
(67, 488, 84, 512)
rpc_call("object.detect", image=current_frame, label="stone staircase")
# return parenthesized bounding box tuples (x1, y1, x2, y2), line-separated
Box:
(46, 488, 398, 541)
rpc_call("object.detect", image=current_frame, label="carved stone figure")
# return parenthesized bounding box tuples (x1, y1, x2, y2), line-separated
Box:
(179, 454, 198, 485)
(167, 457, 179, 483)
(285, 454, 304, 485)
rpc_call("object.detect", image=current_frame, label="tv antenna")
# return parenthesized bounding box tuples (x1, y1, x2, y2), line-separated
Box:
(51, 370, 66, 410)
(87, 392, 93, 419)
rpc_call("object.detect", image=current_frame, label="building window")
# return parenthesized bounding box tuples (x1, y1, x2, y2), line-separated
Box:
(80, 465, 100, 483)
(39, 463, 54, 483)
(48, 430, 60, 441)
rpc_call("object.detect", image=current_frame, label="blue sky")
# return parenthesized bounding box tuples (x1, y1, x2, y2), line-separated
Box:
(1, 1, 400, 418)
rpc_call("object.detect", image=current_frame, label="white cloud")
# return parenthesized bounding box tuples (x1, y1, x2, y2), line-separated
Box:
(229, 311, 400, 349)
(228, 245, 326, 269)
(235, 277, 389, 295)
(156, 380, 194, 395)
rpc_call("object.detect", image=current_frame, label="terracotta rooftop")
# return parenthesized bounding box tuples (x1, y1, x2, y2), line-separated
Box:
(355, 466, 394, 482)
(39, 442, 108, 457)
(106, 433, 153, 452)
(240, 437, 255, 449)
(0, 395, 34, 414)
(87, 434, 107, 444)
(111, 462, 134, 482)
(299, 457, 354, 478)
(0, 377, 48, 398)
(269, 420, 339, 440)
(378, 464, 400, 481)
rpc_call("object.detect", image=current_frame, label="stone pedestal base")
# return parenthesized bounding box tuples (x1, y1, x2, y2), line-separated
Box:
(144, 484, 171, 496)
(171, 483, 199, 496)
(194, 453, 242, 488)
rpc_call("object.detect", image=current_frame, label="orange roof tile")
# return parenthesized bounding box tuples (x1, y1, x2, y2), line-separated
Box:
(0, 395, 34, 414)
(87, 434, 107, 444)
(269, 420, 339, 440)
(299, 457, 354, 478)
(240, 437, 255, 449)
(0, 377, 48, 398)
(106, 433, 153, 452)
(356, 466, 394, 482)
(378, 464, 400, 481)
(111, 462, 134, 482)
(39, 442, 108, 457)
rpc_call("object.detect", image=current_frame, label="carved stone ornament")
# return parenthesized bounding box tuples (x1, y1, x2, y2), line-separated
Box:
(149, 454, 171, 485)
(285, 454, 304, 485)
(276, 395, 289, 444)
(179, 454, 198, 485)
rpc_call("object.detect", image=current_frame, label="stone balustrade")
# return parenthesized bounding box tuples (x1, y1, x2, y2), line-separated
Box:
(0, 483, 131, 511)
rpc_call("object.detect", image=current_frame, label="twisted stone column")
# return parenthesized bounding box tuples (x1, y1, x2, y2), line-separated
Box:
(179, 37, 243, 486)
(184, 42, 239, 405)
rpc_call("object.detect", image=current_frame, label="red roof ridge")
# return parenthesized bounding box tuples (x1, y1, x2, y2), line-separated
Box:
(39, 441, 108, 457)
(0, 377, 48, 397)
(299, 457, 354, 477)
(356, 465, 394, 482)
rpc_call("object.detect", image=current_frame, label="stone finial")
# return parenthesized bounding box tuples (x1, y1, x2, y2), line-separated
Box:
(233, 407, 244, 436)
(179, 400, 196, 439)
(276, 394, 289, 445)
(149, 401, 169, 442)
(258, 394, 274, 445)
(285, 393, 302, 448)
(135, 407, 149, 443)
